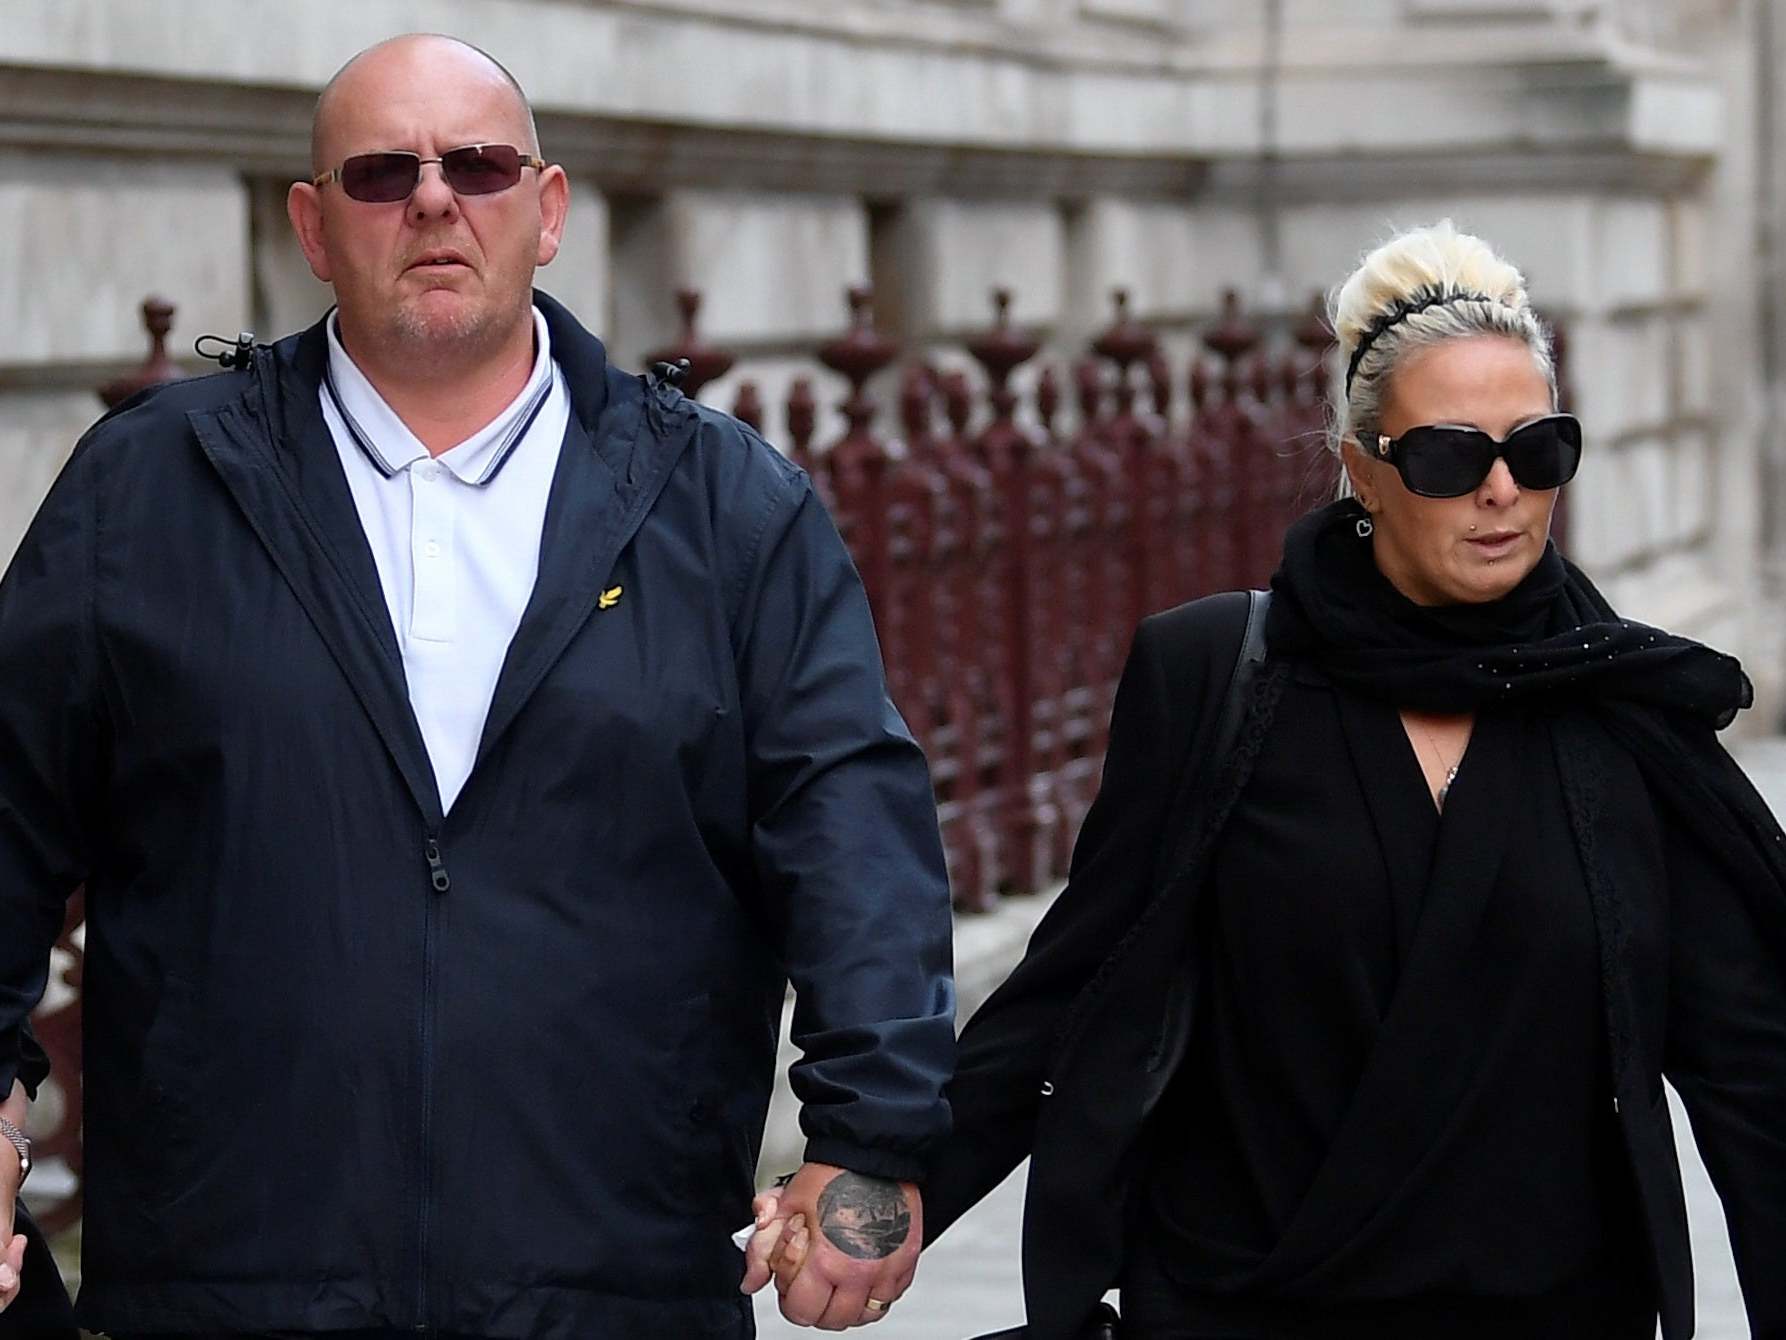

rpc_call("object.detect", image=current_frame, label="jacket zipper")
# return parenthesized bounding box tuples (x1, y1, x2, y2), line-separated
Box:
(425, 839, 451, 893)
(416, 836, 450, 1327)
(233, 340, 450, 1329)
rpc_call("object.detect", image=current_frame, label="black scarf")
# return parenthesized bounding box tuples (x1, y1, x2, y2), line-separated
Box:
(1266, 499, 1751, 726)
(1267, 499, 1786, 965)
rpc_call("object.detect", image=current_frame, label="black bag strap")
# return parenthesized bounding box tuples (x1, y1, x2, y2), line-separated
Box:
(1214, 589, 1271, 768)
(1150, 587, 1272, 881)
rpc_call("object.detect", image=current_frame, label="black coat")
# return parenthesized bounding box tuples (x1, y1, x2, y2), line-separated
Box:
(0, 294, 955, 1339)
(924, 592, 1786, 1340)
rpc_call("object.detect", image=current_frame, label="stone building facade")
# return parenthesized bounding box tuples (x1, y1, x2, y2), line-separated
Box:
(3, 0, 1783, 720)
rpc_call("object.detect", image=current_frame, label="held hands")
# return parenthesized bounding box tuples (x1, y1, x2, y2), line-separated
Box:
(740, 1161, 920, 1329)
(0, 1082, 27, 1312)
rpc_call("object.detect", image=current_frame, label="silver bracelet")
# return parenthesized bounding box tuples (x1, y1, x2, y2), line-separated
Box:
(0, 1115, 30, 1188)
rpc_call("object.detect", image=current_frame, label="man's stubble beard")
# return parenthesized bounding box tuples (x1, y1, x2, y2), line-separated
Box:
(382, 280, 532, 370)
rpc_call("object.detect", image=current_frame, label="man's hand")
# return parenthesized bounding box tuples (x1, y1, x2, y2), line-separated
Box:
(0, 1081, 28, 1312)
(739, 1161, 919, 1329)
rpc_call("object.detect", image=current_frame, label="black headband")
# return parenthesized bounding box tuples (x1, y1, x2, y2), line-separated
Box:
(1343, 288, 1497, 395)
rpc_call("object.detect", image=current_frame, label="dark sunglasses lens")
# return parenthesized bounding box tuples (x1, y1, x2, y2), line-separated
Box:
(1504, 416, 1583, 489)
(1398, 427, 1497, 498)
(339, 153, 420, 203)
(441, 145, 523, 194)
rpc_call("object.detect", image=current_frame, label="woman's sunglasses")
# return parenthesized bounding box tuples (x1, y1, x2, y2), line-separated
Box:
(1366, 413, 1583, 499)
(312, 144, 546, 204)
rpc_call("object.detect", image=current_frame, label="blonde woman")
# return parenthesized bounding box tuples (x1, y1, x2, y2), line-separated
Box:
(751, 222, 1786, 1340)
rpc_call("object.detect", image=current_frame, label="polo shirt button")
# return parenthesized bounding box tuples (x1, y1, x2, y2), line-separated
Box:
(424, 541, 442, 558)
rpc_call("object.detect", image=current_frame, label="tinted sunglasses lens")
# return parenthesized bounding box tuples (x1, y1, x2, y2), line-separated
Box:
(441, 145, 523, 194)
(1397, 427, 1496, 498)
(339, 153, 420, 203)
(1505, 416, 1583, 489)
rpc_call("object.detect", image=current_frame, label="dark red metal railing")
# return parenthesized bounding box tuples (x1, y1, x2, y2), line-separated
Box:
(719, 284, 1342, 908)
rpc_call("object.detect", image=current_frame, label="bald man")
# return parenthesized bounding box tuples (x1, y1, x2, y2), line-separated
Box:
(0, 34, 953, 1340)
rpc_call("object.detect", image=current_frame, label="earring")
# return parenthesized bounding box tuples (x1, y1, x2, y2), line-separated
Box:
(1355, 515, 1374, 538)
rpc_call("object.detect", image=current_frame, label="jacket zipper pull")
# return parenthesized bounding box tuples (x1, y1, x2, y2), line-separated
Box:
(424, 838, 451, 893)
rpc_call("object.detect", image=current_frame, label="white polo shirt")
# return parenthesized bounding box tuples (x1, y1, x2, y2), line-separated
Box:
(320, 309, 570, 813)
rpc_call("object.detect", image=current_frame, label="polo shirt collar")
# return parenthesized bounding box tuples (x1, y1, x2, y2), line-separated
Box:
(322, 307, 556, 486)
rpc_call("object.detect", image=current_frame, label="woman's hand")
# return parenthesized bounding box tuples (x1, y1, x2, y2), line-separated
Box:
(740, 1185, 805, 1294)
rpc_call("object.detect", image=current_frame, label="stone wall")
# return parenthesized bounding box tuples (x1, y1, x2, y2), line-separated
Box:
(2, 0, 1780, 720)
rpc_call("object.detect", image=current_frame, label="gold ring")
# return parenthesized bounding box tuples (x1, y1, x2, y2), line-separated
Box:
(864, 1298, 891, 1313)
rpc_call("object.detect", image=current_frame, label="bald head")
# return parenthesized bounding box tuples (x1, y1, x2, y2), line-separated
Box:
(311, 34, 540, 175)
(289, 30, 568, 391)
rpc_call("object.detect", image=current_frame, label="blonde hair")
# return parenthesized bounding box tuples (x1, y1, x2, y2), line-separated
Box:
(1328, 220, 1555, 495)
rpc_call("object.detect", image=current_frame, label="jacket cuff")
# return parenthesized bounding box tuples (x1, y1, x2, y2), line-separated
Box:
(802, 1137, 929, 1184)
(17, 1029, 51, 1101)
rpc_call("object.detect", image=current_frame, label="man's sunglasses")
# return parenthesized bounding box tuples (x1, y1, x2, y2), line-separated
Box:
(312, 144, 546, 204)
(1367, 412, 1583, 499)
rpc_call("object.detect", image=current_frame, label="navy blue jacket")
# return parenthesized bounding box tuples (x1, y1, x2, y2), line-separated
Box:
(0, 293, 955, 1338)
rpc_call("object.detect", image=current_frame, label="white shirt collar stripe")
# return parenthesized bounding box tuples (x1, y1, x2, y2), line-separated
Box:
(474, 373, 554, 486)
(320, 361, 399, 478)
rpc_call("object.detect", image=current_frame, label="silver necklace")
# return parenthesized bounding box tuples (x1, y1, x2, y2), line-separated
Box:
(1414, 723, 1464, 810)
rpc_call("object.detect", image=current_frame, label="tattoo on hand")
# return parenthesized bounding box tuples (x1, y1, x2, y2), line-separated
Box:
(816, 1172, 912, 1260)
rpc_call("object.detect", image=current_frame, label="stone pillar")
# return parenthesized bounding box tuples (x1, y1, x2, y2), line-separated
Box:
(610, 188, 869, 446)
(878, 199, 1066, 340)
